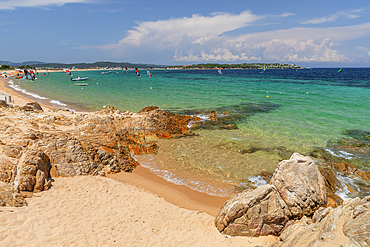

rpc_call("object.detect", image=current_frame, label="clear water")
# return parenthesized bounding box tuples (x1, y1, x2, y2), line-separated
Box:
(9, 68, 370, 196)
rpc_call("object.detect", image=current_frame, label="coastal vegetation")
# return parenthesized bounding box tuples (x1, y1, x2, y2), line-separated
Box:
(1, 60, 301, 70)
(174, 63, 302, 69)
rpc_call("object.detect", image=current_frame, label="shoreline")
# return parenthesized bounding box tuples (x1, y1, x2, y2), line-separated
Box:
(0, 76, 94, 112)
(108, 166, 230, 217)
(0, 76, 231, 216)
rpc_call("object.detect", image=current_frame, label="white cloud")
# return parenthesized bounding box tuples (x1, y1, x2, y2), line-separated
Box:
(337, 8, 369, 19)
(278, 12, 295, 18)
(0, 0, 96, 10)
(95, 10, 370, 64)
(301, 8, 369, 25)
(100, 11, 261, 50)
(355, 45, 370, 57)
(301, 14, 338, 24)
(355, 45, 368, 52)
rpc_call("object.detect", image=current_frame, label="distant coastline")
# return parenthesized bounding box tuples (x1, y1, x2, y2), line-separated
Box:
(1, 60, 302, 70)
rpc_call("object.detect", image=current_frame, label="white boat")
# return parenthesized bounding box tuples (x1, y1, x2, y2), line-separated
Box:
(71, 77, 89, 81)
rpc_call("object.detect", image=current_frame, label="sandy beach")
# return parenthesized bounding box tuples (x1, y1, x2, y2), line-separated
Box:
(0, 76, 276, 246)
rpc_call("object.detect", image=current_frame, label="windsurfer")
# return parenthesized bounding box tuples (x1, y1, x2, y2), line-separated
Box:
(135, 67, 140, 77)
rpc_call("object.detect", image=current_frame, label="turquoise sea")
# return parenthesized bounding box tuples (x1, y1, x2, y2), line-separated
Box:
(7, 68, 370, 197)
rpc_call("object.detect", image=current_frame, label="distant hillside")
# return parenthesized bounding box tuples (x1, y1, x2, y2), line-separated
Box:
(0, 61, 46, 67)
(0, 61, 166, 69)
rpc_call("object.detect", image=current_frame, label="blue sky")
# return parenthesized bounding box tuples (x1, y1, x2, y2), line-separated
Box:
(1, 0, 370, 67)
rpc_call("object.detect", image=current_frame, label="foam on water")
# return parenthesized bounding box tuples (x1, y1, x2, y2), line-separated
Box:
(7, 79, 48, 100)
(134, 154, 233, 197)
(248, 176, 267, 187)
(7, 79, 68, 107)
(324, 148, 356, 160)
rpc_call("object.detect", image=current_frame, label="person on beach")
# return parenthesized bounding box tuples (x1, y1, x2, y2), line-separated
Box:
(147, 68, 152, 77)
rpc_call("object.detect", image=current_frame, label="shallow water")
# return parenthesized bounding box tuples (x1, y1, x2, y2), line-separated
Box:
(9, 68, 370, 197)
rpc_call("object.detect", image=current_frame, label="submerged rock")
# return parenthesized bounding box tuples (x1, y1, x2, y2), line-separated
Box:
(327, 162, 370, 181)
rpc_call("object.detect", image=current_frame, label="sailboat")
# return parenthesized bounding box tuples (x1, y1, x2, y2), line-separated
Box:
(260, 66, 266, 74)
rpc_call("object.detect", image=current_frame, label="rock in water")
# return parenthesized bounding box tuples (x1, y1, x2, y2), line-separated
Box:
(215, 153, 327, 237)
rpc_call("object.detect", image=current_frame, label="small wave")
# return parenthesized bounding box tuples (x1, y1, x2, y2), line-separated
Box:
(335, 173, 360, 200)
(7, 79, 68, 108)
(230, 137, 243, 141)
(248, 176, 267, 187)
(49, 99, 67, 106)
(7, 80, 48, 100)
(134, 154, 232, 197)
(324, 148, 356, 160)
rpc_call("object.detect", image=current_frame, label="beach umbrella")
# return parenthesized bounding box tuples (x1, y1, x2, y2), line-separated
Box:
(2, 72, 6, 74)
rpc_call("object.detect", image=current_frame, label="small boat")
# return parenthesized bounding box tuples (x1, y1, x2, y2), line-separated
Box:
(71, 77, 89, 81)
(74, 83, 89, 86)
(99, 71, 111, 74)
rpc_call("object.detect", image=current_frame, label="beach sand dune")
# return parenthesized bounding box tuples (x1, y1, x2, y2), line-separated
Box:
(0, 176, 275, 247)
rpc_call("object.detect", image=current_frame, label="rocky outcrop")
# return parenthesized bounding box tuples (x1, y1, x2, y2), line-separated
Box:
(0, 105, 200, 206)
(0, 157, 15, 183)
(270, 195, 370, 247)
(215, 153, 327, 237)
(14, 147, 51, 192)
(343, 196, 370, 246)
(21, 102, 43, 112)
(117, 106, 201, 139)
(327, 162, 370, 181)
(208, 111, 219, 121)
(269, 153, 327, 218)
(0, 100, 8, 107)
(215, 184, 291, 236)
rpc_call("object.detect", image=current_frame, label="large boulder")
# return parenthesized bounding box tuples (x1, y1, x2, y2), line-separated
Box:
(119, 106, 201, 139)
(215, 184, 291, 236)
(269, 153, 327, 218)
(0, 100, 8, 107)
(215, 153, 327, 237)
(21, 102, 43, 112)
(14, 147, 51, 192)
